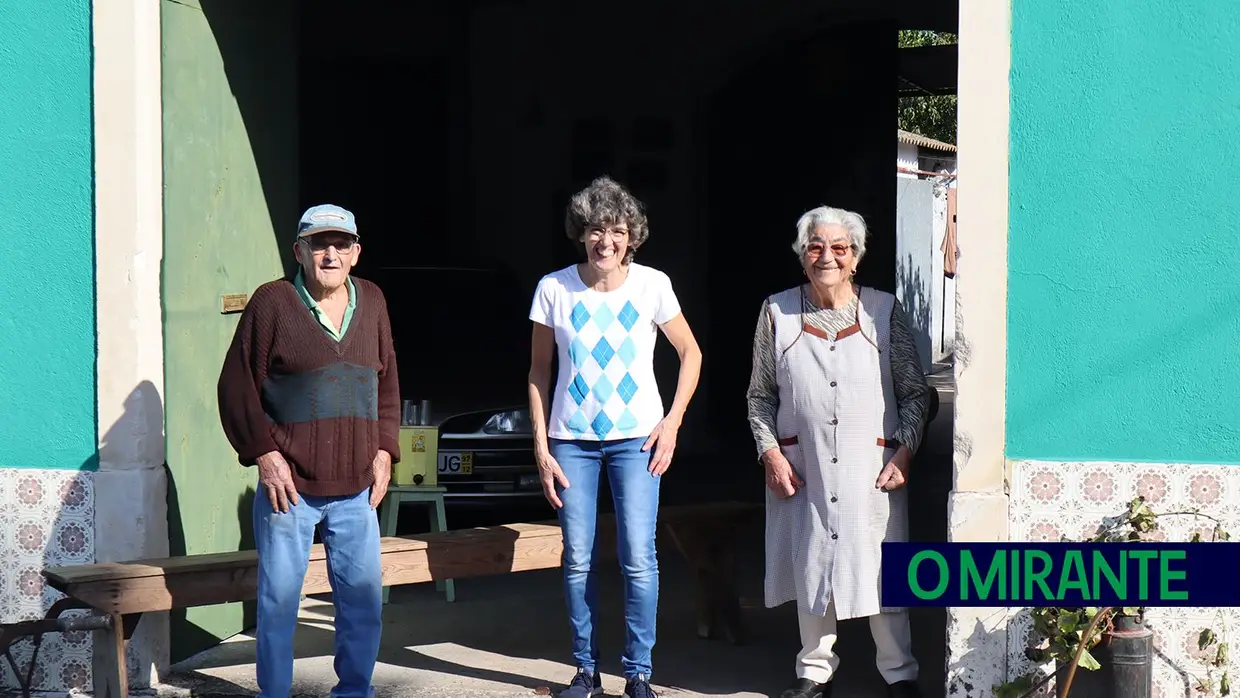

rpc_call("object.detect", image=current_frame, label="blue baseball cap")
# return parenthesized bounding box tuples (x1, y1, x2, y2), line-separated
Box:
(297, 204, 359, 239)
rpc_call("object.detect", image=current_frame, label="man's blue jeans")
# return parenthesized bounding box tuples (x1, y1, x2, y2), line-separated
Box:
(252, 487, 382, 698)
(550, 437, 661, 679)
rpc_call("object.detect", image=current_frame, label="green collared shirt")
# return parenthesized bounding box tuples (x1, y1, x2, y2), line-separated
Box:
(294, 270, 356, 341)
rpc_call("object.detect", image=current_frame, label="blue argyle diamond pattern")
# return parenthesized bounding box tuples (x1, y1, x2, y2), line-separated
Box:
(592, 303, 615, 331)
(591, 374, 614, 404)
(566, 410, 589, 437)
(570, 301, 591, 331)
(556, 290, 654, 441)
(569, 337, 589, 369)
(618, 301, 640, 331)
(615, 408, 638, 436)
(569, 374, 590, 405)
(591, 338, 615, 368)
(617, 336, 637, 367)
(617, 373, 639, 404)
(590, 411, 614, 439)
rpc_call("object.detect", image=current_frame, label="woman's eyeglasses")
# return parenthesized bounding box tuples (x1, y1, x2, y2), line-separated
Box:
(585, 226, 629, 242)
(806, 242, 851, 258)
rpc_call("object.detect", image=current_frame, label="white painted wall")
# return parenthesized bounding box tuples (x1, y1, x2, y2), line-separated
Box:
(897, 140, 920, 177)
(92, 0, 169, 687)
(895, 164, 956, 366)
(946, 1, 1012, 696)
(895, 177, 935, 370)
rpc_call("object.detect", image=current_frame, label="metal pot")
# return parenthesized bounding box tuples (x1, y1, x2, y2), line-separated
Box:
(1056, 613, 1153, 698)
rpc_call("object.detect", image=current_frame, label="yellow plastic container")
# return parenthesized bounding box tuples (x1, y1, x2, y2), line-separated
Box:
(394, 426, 438, 487)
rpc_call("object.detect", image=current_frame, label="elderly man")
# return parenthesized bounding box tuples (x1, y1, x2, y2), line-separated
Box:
(217, 203, 401, 698)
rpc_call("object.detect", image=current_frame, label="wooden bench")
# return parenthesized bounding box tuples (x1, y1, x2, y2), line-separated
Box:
(20, 501, 762, 698)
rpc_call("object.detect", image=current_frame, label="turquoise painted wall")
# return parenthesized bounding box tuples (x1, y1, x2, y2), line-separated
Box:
(0, 2, 97, 470)
(1007, 1, 1240, 463)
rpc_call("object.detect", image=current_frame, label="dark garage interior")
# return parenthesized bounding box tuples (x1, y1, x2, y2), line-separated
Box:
(288, 0, 957, 463)
(188, 0, 959, 692)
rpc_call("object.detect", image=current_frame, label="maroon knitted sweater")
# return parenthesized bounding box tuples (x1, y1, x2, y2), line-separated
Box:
(217, 276, 402, 497)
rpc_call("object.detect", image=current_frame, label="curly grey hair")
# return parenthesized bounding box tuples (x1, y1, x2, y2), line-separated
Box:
(564, 176, 649, 264)
(792, 206, 869, 262)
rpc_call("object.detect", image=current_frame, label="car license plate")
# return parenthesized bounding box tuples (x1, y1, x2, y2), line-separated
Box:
(437, 451, 473, 475)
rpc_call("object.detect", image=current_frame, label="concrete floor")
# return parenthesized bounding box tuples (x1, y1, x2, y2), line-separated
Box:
(159, 374, 955, 698)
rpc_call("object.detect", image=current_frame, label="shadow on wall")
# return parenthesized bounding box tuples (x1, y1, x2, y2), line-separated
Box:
(237, 488, 258, 634)
(97, 380, 169, 687)
(97, 381, 165, 471)
(897, 252, 933, 371)
(163, 473, 259, 653)
(198, 0, 299, 277)
(46, 380, 170, 690)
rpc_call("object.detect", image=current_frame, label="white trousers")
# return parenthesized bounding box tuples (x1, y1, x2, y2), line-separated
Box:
(796, 598, 919, 685)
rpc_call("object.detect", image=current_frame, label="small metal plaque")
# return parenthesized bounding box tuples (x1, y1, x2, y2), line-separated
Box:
(221, 293, 249, 314)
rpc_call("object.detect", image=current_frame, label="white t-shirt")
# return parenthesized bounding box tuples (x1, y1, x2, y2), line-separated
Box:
(529, 262, 682, 442)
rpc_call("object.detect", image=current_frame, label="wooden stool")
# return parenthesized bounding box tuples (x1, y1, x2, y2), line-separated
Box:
(378, 485, 454, 603)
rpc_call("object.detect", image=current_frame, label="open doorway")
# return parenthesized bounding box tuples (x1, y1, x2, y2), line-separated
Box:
(289, 1, 914, 476)
(169, 1, 958, 689)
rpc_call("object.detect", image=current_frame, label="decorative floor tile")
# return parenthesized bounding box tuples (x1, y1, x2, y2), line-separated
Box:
(0, 468, 95, 693)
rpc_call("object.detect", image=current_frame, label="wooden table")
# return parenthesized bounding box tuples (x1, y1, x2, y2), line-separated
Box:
(378, 485, 453, 603)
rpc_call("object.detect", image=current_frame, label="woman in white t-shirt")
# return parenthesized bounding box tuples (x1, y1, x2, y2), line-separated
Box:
(527, 176, 702, 698)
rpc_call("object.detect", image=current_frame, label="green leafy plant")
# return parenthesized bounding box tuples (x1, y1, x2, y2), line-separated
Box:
(992, 496, 1231, 698)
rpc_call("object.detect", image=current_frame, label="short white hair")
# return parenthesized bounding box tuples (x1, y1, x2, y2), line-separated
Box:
(791, 206, 868, 261)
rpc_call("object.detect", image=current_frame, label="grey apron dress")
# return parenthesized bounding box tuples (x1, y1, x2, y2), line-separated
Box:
(763, 284, 909, 621)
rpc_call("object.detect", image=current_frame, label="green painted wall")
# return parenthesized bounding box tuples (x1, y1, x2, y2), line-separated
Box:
(0, 2, 96, 471)
(1007, 1, 1240, 463)
(161, 0, 298, 661)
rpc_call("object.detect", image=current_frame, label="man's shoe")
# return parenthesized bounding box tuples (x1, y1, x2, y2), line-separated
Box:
(623, 673, 657, 698)
(887, 679, 921, 698)
(559, 668, 603, 698)
(779, 678, 833, 698)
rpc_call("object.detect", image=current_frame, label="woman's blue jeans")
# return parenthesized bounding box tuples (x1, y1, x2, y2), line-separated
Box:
(550, 437, 661, 679)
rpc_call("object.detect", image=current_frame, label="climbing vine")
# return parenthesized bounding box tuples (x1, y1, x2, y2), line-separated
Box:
(992, 496, 1232, 698)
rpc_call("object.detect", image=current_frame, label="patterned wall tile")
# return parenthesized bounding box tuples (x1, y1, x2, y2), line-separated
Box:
(1005, 607, 1053, 696)
(0, 468, 95, 693)
(1009, 461, 1240, 698)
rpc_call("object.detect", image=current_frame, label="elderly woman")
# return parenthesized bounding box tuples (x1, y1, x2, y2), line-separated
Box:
(527, 176, 702, 698)
(746, 206, 930, 698)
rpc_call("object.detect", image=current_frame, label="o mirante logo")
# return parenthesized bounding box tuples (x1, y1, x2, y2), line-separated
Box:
(880, 542, 1240, 607)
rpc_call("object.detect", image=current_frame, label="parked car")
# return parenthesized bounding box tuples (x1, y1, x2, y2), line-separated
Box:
(366, 261, 542, 507)
(433, 404, 544, 504)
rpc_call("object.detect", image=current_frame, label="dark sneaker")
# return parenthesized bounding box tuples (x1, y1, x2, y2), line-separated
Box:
(559, 668, 602, 698)
(779, 677, 833, 698)
(624, 673, 656, 698)
(887, 680, 921, 698)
